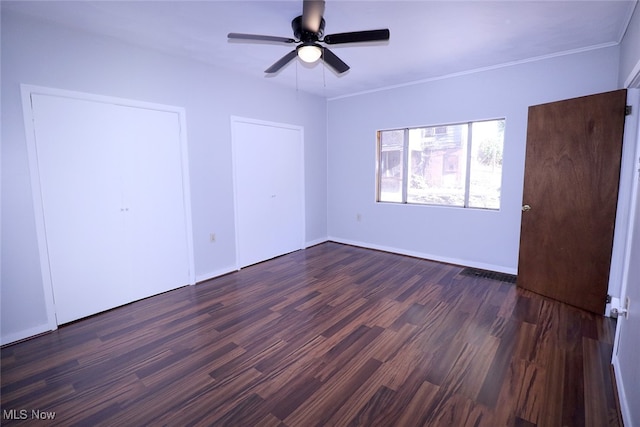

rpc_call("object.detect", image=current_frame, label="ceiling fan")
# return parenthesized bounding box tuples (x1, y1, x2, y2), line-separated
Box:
(227, 0, 390, 74)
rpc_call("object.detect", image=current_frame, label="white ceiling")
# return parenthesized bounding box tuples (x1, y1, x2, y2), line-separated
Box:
(3, 0, 637, 98)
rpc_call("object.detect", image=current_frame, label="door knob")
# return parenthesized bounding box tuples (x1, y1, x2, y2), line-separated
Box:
(522, 204, 531, 212)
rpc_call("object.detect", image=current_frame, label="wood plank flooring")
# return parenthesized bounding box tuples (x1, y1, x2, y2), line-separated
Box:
(1, 242, 619, 426)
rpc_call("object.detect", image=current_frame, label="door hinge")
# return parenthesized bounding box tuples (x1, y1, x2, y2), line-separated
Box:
(606, 294, 612, 304)
(626, 105, 632, 116)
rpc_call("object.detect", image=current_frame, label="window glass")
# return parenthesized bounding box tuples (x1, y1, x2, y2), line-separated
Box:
(377, 119, 505, 210)
(378, 130, 404, 203)
(407, 124, 467, 207)
(469, 120, 504, 209)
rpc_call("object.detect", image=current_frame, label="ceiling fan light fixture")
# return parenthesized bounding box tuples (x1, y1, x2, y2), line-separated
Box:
(297, 44, 322, 63)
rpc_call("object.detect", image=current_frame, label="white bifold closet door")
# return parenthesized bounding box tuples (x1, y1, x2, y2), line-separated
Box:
(30, 93, 191, 324)
(232, 119, 305, 268)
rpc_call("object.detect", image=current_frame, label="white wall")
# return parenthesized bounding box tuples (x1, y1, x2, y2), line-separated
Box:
(0, 11, 327, 344)
(620, 3, 640, 87)
(327, 47, 620, 274)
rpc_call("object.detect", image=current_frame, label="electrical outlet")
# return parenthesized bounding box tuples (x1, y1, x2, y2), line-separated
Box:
(209, 233, 216, 242)
(356, 213, 362, 222)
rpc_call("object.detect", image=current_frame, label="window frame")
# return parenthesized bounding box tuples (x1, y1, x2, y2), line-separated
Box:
(376, 118, 505, 210)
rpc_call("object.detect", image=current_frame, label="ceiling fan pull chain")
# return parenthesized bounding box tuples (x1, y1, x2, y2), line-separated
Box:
(322, 49, 326, 89)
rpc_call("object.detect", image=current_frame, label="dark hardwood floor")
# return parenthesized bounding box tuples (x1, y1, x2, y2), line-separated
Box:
(1, 242, 619, 426)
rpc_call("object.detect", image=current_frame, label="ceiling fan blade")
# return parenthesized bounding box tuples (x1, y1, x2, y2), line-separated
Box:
(321, 47, 349, 74)
(324, 29, 390, 45)
(302, 0, 325, 33)
(265, 50, 298, 73)
(228, 33, 296, 44)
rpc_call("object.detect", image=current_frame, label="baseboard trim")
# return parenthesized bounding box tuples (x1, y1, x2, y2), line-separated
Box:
(326, 237, 517, 275)
(195, 266, 238, 284)
(1, 323, 56, 347)
(612, 355, 633, 427)
(306, 237, 329, 248)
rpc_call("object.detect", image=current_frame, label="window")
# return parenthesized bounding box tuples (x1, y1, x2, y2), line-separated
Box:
(378, 129, 405, 203)
(377, 119, 505, 210)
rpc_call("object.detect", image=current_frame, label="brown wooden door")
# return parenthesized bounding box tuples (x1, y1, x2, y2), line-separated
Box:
(518, 89, 627, 314)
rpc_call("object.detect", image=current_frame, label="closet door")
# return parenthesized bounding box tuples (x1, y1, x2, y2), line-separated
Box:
(232, 119, 305, 268)
(30, 93, 191, 324)
(120, 106, 190, 300)
(32, 95, 130, 323)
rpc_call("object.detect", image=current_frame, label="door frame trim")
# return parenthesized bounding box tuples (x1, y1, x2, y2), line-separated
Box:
(608, 89, 639, 315)
(612, 88, 640, 427)
(21, 84, 196, 331)
(230, 116, 306, 270)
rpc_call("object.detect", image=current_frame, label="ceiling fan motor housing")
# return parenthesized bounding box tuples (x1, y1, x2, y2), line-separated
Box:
(292, 15, 325, 41)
